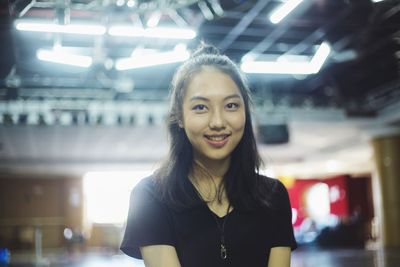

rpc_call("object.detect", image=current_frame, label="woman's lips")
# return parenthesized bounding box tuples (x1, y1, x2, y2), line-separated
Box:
(204, 134, 230, 148)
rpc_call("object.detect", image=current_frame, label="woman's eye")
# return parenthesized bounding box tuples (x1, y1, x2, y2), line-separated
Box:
(192, 104, 207, 111)
(226, 103, 239, 110)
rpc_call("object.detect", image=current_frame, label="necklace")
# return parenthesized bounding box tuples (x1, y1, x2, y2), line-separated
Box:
(211, 204, 231, 260)
(188, 172, 230, 259)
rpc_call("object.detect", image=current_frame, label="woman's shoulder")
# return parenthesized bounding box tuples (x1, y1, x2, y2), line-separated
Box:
(257, 175, 282, 193)
(134, 175, 156, 191)
(131, 175, 161, 202)
(257, 175, 291, 211)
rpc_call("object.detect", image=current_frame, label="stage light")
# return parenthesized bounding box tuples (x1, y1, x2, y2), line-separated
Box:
(309, 42, 331, 73)
(241, 42, 331, 75)
(115, 45, 190, 70)
(269, 0, 303, 24)
(144, 27, 196, 39)
(209, 0, 224, 16)
(147, 11, 162, 28)
(198, 0, 214, 20)
(108, 25, 196, 39)
(37, 49, 93, 68)
(15, 21, 106, 35)
(241, 61, 314, 74)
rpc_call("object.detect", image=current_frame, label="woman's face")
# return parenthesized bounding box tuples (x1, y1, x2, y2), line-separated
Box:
(181, 67, 246, 165)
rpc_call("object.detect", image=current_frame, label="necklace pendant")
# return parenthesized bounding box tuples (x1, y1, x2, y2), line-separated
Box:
(220, 244, 227, 260)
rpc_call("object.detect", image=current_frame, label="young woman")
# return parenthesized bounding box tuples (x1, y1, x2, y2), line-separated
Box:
(121, 44, 297, 267)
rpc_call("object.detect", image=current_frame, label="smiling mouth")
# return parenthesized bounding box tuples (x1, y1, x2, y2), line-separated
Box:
(203, 134, 231, 148)
(204, 134, 230, 141)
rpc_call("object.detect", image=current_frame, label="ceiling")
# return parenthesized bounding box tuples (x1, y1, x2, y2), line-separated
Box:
(0, 0, 399, 178)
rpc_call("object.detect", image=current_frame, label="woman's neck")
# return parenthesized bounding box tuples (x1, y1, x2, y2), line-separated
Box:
(192, 153, 231, 180)
(189, 156, 230, 203)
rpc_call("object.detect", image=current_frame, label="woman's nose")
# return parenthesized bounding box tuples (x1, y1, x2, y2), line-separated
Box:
(209, 110, 225, 129)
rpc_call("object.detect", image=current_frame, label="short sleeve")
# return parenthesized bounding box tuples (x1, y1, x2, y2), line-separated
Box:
(120, 177, 176, 259)
(270, 180, 297, 250)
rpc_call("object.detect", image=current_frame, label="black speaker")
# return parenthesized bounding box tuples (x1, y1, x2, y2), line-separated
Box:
(258, 124, 289, 145)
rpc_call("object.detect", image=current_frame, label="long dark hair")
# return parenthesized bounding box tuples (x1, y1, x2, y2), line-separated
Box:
(155, 43, 274, 211)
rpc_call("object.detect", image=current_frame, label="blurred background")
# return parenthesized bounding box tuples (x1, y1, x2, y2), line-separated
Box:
(0, 0, 399, 266)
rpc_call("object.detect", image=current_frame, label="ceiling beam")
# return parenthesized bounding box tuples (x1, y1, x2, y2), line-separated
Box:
(218, 0, 270, 52)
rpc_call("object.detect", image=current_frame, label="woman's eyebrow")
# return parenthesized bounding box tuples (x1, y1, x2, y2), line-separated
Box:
(190, 96, 209, 102)
(224, 94, 241, 100)
(190, 94, 241, 102)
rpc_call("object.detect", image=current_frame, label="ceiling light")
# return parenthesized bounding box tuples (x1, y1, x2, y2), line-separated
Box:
(147, 11, 162, 28)
(198, 0, 214, 20)
(115, 45, 190, 70)
(269, 0, 303, 24)
(109, 25, 196, 39)
(15, 21, 106, 35)
(108, 26, 144, 37)
(143, 27, 196, 39)
(126, 0, 136, 7)
(37, 49, 93, 68)
(309, 42, 331, 73)
(241, 42, 331, 75)
(209, 0, 224, 16)
(116, 0, 125, 6)
(241, 61, 314, 74)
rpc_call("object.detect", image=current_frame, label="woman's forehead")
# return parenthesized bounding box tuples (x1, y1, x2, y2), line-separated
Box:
(184, 68, 241, 98)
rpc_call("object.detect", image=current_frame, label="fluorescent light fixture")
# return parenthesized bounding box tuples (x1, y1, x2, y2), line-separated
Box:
(198, 0, 214, 20)
(144, 27, 196, 39)
(309, 42, 331, 73)
(269, 0, 303, 24)
(115, 45, 190, 70)
(109, 25, 196, 39)
(241, 42, 331, 75)
(37, 49, 93, 68)
(209, 0, 224, 16)
(108, 26, 144, 37)
(147, 11, 162, 28)
(15, 21, 106, 35)
(241, 61, 314, 74)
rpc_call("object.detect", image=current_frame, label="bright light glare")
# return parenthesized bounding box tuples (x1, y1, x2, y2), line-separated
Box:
(309, 42, 331, 73)
(15, 21, 106, 35)
(240, 42, 331, 75)
(144, 27, 196, 39)
(241, 61, 314, 74)
(306, 183, 330, 221)
(269, 0, 303, 24)
(259, 168, 277, 178)
(147, 11, 162, 28)
(108, 26, 144, 37)
(83, 171, 153, 224)
(37, 49, 93, 67)
(109, 26, 196, 39)
(116, 46, 190, 70)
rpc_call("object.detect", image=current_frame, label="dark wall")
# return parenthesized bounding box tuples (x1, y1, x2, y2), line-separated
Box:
(0, 175, 83, 249)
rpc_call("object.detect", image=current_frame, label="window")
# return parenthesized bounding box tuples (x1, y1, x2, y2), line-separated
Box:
(83, 170, 153, 224)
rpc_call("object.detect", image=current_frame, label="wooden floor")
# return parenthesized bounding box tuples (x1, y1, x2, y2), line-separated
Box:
(7, 247, 400, 267)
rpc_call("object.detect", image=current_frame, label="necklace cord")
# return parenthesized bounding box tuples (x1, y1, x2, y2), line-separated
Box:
(212, 203, 231, 260)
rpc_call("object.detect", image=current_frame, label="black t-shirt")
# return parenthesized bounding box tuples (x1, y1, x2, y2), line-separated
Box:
(121, 175, 297, 267)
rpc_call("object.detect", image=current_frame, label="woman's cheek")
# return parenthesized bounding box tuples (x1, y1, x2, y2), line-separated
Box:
(228, 112, 246, 130)
(185, 114, 209, 132)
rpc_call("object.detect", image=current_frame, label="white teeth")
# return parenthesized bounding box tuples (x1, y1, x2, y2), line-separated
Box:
(207, 135, 227, 141)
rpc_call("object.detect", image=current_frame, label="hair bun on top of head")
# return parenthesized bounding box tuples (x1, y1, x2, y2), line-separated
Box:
(190, 42, 220, 58)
